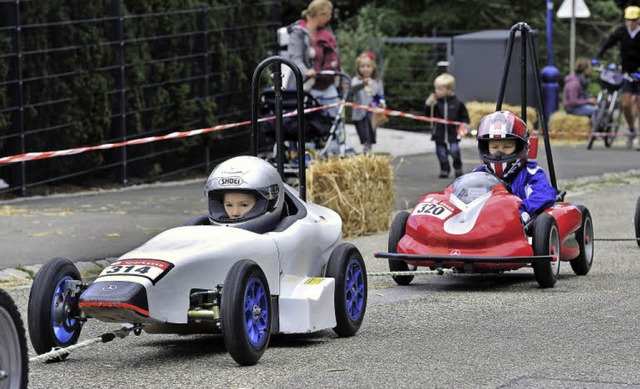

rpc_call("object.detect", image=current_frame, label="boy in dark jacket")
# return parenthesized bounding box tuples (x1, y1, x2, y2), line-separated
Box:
(425, 73, 470, 178)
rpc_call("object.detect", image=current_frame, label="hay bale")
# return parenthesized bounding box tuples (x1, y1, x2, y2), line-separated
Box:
(548, 111, 590, 140)
(465, 101, 538, 129)
(306, 154, 394, 237)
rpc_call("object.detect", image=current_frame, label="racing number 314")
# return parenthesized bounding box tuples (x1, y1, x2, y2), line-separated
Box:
(105, 265, 150, 275)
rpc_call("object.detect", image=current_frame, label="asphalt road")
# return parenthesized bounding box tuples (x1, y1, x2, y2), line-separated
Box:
(5, 177, 640, 389)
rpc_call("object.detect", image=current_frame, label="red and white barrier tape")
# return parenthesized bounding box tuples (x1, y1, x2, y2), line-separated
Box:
(0, 102, 633, 165)
(0, 103, 340, 165)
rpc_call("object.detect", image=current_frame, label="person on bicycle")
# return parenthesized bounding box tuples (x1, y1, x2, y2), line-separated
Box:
(563, 58, 598, 118)
(594, 5, 640, 149)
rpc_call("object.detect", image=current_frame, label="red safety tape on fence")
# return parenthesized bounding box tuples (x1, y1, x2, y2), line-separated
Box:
(0, 103, 341, 165)
(0, 101, 632, 165)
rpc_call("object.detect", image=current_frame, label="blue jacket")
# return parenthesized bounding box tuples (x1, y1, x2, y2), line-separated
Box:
(475, 160, 557, 216)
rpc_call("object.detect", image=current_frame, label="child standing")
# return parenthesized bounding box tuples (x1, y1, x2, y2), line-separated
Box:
(424, 73, 470, 178)
(351, 52, 386, 154)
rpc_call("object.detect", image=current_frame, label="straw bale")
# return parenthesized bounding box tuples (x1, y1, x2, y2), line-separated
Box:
(306, 154, 394, 238)
(548, 111, 590, 140)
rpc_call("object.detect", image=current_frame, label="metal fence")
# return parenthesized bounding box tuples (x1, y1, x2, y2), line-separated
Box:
(0, 0, 280, 196)
(373, 37, 453, 131)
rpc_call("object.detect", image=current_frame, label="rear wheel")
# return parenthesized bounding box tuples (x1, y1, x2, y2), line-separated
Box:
(221, 260, 271, 366)
(0, 289, 28, 388)
(28, 258, 83, 361)
(532, 213, 561, 288)
(388, 211, 415, 286)
(325, 243, 367, 337)
(570, 206, 594, 275)
(635, 196, 640, 249)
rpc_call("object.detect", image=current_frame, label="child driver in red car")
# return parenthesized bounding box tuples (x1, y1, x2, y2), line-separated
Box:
(473, 110, 558, 223)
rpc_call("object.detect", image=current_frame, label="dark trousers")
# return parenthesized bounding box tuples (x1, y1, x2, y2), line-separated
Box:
(436, 141, 461, 172)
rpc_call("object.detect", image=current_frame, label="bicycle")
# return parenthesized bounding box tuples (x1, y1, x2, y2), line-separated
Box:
(587, 62, 624, 149)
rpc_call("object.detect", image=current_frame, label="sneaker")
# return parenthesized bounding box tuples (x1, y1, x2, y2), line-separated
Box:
(627, 128, 637, 149)
(455, 169, 463, 178)
(438, 171, 450, 179)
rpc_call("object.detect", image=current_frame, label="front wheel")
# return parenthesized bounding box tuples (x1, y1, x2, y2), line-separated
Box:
(325, 243, 367, 337)
(221, 260, 271, 366)
(570, 206, 594, 275)
(603, 104, 622, 148)
(28, 258, 83, 361)
(588, 99, 607, 150)
(532, 213, 561, 288)
(388, 211, 415, 286)
(0, 289, 28, 388)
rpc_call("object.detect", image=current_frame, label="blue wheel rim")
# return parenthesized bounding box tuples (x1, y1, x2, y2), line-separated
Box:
(51, 276, 77, 343)
(243, 278, 269, 347)
(345, 258, 365, 321)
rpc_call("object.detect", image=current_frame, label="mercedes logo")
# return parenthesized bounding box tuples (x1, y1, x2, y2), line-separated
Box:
(449, 249, 461, 256)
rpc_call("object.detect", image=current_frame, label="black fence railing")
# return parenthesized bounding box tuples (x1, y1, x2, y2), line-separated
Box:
(0, 0, 280, 197)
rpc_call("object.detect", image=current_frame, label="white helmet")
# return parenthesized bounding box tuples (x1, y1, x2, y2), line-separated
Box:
(204, 156, 284, 233)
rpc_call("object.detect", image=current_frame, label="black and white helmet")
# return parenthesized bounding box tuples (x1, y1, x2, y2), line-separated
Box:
(204, 156, 284, 233)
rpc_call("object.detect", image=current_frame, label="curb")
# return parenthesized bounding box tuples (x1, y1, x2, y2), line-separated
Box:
(0, 258, 115, 289)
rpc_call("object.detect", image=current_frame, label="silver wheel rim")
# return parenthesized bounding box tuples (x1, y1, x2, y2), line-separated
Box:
(0, 305, 24, 389)
(550, 226, 561, 275)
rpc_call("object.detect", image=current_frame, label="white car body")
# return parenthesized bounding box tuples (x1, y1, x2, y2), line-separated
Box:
(79, 186, 342, 334)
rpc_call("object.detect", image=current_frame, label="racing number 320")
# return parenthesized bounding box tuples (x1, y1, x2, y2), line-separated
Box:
(412, 200, 453, 220)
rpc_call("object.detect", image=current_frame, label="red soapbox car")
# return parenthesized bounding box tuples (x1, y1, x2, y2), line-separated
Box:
(374, 166, 594, 288)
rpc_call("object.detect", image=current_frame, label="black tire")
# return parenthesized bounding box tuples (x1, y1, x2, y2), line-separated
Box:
(325, 243, 367, 337)
(603, 104, 621, 148)
(185, 214, 209, 226)
(221, 260, 271, 366)
(570, 205, 594, 275)
(531, 213, 561, 288)
(635, 196, 640, 249)
(28, 258, 83, 361)
(588, 100, 607, 150)
(388, 211, 415, 286)
(0, 289, 28, 389)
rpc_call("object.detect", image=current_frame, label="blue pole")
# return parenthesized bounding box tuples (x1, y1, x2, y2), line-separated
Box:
(542, 0, 560, 123)
(547, 0, 553, 66)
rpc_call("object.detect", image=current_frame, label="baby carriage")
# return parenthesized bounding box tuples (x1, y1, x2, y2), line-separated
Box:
(259, 70, 353, 169)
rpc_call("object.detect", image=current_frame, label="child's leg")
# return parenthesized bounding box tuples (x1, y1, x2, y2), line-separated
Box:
(450, 142, 462, 169)
(354, 119, 368, 145)
(450, 141, 463, 177)
(435, 142, 450, 177)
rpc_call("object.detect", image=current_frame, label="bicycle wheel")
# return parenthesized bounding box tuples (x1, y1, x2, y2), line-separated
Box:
(604, 98, 622, 148)
(588, 97, 607, 150)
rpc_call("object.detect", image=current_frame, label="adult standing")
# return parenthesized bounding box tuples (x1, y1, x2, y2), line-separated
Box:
(595, 5, 640, 149)
(285, 0, 342, 115)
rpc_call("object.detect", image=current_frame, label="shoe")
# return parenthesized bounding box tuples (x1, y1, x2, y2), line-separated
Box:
(455, 169, 463, 178)
(627, 129, 637, 149)
(438, 171, 449, 179)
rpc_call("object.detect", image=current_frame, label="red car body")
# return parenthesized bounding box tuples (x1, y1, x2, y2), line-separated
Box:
(375, 172, 593, 287)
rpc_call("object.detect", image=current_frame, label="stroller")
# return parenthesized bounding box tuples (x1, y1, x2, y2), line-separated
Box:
(259, 70, 353, 170)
